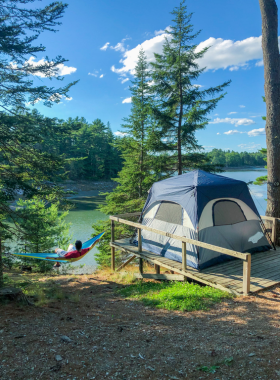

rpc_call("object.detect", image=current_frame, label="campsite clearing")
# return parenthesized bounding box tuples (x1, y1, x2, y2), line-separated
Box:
(1, 272, 280, 380)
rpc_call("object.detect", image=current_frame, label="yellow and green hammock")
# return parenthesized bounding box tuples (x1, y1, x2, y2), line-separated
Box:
(11, 231, 105, 264)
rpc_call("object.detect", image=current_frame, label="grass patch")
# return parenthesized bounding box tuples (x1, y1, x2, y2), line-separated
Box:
(2, 271, 70, 306)
(117, 280, 233, 312)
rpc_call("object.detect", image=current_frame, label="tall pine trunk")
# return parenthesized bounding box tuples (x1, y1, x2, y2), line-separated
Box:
(139, 73, 144, 197)
(178, 28, 183, 176)
(259, 0, 280, 241)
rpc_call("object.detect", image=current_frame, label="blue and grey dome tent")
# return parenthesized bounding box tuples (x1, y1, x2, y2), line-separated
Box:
(136, 170, 271, 270)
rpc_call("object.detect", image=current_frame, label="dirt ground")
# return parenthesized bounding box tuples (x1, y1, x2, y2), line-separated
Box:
(1, 274, 280, 380)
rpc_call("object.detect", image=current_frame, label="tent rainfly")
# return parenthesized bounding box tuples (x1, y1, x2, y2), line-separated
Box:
(135, 170, 271, 270)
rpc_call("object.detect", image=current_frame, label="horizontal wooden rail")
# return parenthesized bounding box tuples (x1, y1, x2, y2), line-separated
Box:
(114, 212, 141, 218)
(261, 215, 280, 221)
(110, 215, 249, 260)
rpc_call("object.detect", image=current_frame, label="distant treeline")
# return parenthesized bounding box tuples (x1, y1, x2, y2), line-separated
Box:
(206, 149, 266, 168)
(40, 116, 123, 181)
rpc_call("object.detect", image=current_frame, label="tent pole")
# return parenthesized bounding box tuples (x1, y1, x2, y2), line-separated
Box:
(182, 242, 187, 282)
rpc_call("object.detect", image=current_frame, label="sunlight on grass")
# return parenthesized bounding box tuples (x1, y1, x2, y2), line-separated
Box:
(118, 281, 233, 312)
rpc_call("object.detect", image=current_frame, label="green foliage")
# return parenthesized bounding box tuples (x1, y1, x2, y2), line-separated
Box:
(117, 281, 233, 312)
(254, 98, 267, 185)
(15, 197, 71, 272)
(93, 49, 156, 267)
(150, 1, 230, 175)
(254, 148, 267, 185)
(0, 0, 77, 284)
(41, 117, 122, 180)
(207, 148, 267, 167)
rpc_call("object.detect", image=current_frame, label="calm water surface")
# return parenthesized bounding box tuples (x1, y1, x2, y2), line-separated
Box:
(66, 168, 268, 273)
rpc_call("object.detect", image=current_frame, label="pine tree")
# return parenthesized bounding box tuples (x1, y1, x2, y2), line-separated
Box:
(151, 0, 230, 175)
(0, 0, 76, 285)
(15, 197, 71, 272)
(93, 49, 156, 267)
(0, 0, 77, 214)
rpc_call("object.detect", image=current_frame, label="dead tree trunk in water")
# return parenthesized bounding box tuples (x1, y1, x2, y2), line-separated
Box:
(259, 0, 280, 243)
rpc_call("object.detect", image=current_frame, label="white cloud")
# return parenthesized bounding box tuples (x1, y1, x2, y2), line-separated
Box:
(114, 131, 127, 137)
(240, 105, 246, 108)
(223, 128, 265, 137)
(217, 132, 220, 135)
(122, 97, 132, 104)
(238, 143, 261, 150)
(193, 84, 203, 88)
(195, 36, 265, 71)
(228, 112, 237, 115)
(110, 38, 129, 53)
(203, 146, 215, 151)
(224, 130, 241, 135)
(65, 96, 73, 101)
(48, 93, 62, 102)
(111, 34, 280, 77)
(229, 66, 241, 71)
(100, 42, 110, 51)
(247, 128, 265, 137)
(111, 33, 169, 75)
(121, 78, 129, 84)
(256, 60, 264, 67)
(214, 113, 219, 116)
(154, 29, 166, 36)
(210, 117, 255, 127)
(23, 57, 76, 77)
(89, 70, 103, 78)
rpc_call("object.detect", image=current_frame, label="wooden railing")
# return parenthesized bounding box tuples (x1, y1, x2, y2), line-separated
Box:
(261, 215, 280, 245)
(110, 213, 279, 295)
(110, 212, 255, 295)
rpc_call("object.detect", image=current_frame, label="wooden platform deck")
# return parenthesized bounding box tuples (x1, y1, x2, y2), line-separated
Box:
(111, 239, 280, 295)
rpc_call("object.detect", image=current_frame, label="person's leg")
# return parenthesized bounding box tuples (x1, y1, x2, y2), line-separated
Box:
(54, 248, 67, 268)
(56, 249, 67, 257)
(67, 244, 75, 252)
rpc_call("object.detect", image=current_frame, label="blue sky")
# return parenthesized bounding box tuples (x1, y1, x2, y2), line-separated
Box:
(31, 0, 279, 152)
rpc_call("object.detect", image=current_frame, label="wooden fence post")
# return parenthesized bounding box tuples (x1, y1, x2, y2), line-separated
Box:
(243, 254, 251, 295)
(139, 258, 143, 274)
(155, 264, 160, 274)
(138, 228, 142, 252)
(111, 220, 115, 271)
(182, 242, 187, 281)
(138, 228, 143, 274)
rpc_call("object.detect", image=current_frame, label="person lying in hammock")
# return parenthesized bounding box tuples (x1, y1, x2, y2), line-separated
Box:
(51, 240, 90, 268)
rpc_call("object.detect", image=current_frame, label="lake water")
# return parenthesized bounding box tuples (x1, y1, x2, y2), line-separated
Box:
(66, 168, 268, 273)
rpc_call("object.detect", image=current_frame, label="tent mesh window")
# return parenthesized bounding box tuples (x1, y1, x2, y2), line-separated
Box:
(213, 200, 246, 226)
(154, 201, 182, 225)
